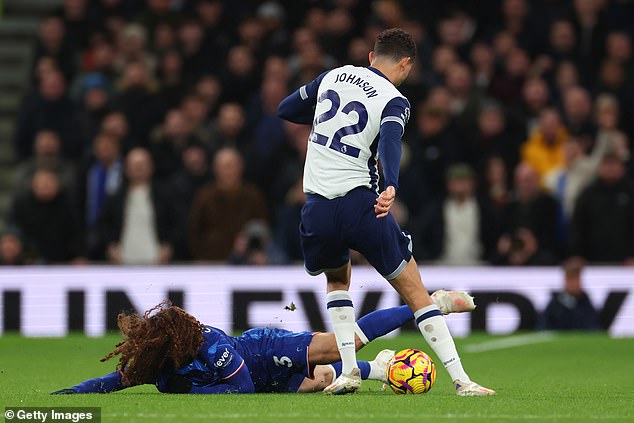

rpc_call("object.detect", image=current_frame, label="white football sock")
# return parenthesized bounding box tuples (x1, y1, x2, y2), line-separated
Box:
(368, 360, 384, 380)
(414, 304, 471, 383)
(326, 290, 358, 375)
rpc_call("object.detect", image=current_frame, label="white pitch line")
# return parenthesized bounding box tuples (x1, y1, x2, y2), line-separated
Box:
(463, 332, 557, 353)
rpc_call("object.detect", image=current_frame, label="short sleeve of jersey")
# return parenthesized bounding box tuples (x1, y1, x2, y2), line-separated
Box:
(202, 343, 245, 381)
(380, 97, 411, 136)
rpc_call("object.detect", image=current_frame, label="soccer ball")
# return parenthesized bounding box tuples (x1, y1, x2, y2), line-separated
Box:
(386, 348, 436, 394)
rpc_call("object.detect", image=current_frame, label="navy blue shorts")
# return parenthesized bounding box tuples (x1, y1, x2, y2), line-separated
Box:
(236, 328, 316, 393)
(300, 187, 412, 280)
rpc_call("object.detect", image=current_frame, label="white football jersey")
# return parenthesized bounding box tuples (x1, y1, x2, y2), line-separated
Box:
(302, 65, 410, 199)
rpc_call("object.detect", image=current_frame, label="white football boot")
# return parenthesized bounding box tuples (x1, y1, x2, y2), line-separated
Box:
(371, 349, 395, 383)
(323, 367, 362, 395)
(431, 290, 476, 314)
(454, 379, 497, 396)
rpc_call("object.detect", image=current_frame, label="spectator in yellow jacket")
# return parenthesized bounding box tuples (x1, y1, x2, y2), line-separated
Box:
(521, 108, 568, 183)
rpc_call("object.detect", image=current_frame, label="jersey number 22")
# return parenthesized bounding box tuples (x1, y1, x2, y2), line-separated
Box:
(309, 89, 368, 158)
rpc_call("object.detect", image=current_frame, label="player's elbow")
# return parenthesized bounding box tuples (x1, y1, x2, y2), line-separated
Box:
(276, 97, 293, 121)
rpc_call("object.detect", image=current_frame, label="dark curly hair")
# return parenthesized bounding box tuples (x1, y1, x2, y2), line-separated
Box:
(374, 28, 417, 62)
(101, 301, 205, 387)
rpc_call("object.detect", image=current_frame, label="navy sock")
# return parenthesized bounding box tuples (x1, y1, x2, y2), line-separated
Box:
(330, 361, 371, 379)
(356, 305, 413, 343)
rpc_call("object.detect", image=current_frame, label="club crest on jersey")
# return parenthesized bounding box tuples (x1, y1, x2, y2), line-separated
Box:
(402, 107, 410, 124)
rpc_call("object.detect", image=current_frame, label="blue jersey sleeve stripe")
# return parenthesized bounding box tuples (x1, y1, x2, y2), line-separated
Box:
(299, 85, 308, 100)
(221, 359, 245, 381)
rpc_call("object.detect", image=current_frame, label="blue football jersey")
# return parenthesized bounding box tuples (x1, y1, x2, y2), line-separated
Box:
(156, 326, 246, 392)
(157, 326, 315, 393)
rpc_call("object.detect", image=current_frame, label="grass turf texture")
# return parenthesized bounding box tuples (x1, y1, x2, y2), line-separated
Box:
(1, 333, 632, 422)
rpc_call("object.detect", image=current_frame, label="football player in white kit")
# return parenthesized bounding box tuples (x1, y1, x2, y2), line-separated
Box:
(277, 28, 495, 396)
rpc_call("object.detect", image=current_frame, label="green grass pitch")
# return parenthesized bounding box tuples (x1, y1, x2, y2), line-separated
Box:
(1, 333, 632, 422)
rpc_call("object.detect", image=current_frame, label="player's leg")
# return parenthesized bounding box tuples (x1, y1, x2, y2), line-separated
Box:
(297, 366, 335, 393)
(321, 262, 363, 394)
(300, 196, 360, 393)
(388, 258, 496, 396)
(297, 359, 385, 393)
(349, 190, 494, 396)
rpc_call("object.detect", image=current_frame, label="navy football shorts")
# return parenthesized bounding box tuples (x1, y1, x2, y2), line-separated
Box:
(300, 187, 412, 280)
(237, 328, 317, 393)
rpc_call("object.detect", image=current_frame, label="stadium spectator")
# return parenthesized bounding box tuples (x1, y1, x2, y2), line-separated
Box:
(552, 61, 580, 105)
(168, 144, 212, 261)
(538, 259, 600, 330)
(571, 0, 608, 83)
(229, 220, 282, 266)
(470, 42, 495, 92)
(482, 155, 511, 216)
(547, 20, 578, 63)
(149, 108, 199, 180)
(208, 103, 249, 156)
(179, 19, 210, 80)
(488, 47, 530, 106)
(407, 96, 463, 202)
(562, 86, 595, 138)
(32, 16, 75, 81)
(156, 50, 186, 109)
(246, 77, 290, 197)
(8, 170, 81, 263)
(445, 62, 483, 132)
(14, 70, 80, 160)
(78, 133, 124, 258)
(113, 61, 163, 143)
(0, 228, 28, 266)
(271, 122, 310, 262)
(494, 163, 559, 265)
(99, 148, 174, 265)
(416, 164, 494, 264)
(569, 152, 634, 264)
(74, 73, 113, 150)
(181, 95, 212, 145)
(219, 45, 259, 104)
(470, 101, 522, 174)
(521, 108, 568, 183)
(13, 130, 76, 196)
(71, 40, 117, 99)
(189, 148, 267, 261)
(54, 0, 92, 51)
(512, 77, 550, 138)
(113, 23, 156, 74)
(544, 134, 610, 223)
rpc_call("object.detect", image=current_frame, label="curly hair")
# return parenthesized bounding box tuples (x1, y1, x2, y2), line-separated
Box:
(101, 301, 205, 387)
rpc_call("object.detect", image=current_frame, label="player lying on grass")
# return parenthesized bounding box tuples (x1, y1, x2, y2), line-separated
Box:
(52, 291, 472, 395)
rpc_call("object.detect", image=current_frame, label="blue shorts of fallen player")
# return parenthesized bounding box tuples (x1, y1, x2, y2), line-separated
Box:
(299, 187, 412, 280)
(235, 328, 318, 393)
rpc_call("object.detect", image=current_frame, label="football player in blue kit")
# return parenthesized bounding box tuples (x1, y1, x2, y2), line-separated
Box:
(52, 293, 472, 395)
(276, 28, 495, 395)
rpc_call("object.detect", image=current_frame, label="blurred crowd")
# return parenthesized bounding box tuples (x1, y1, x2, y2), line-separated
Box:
(1, 0, 633, 266)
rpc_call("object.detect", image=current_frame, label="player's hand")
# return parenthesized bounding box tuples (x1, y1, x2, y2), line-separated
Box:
(375, 186, 396, 218)
(51, 388, 77, 395)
